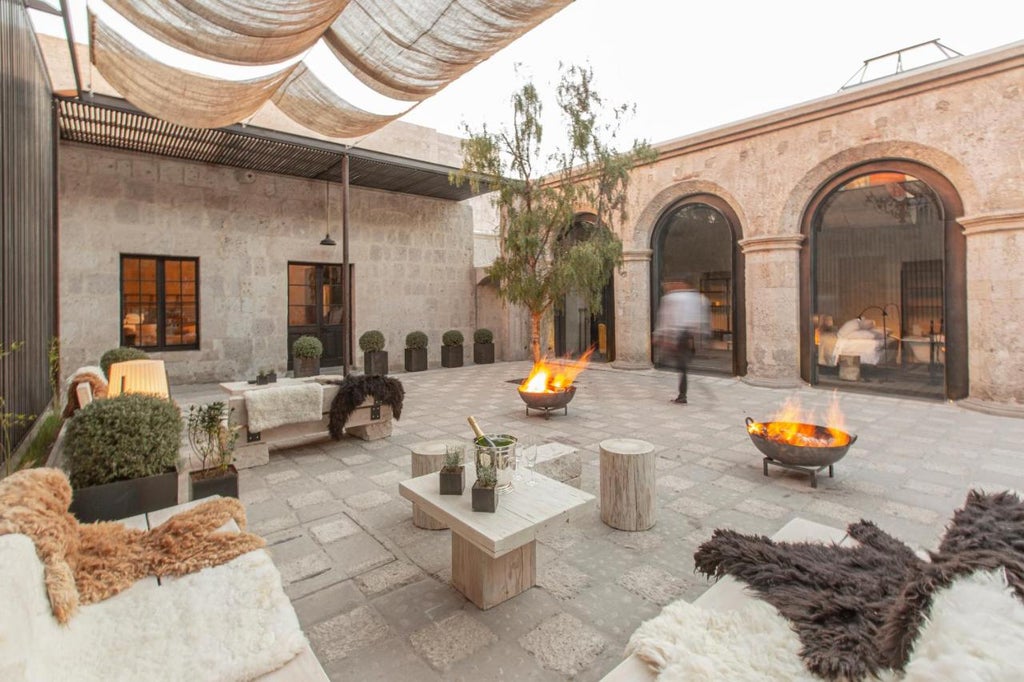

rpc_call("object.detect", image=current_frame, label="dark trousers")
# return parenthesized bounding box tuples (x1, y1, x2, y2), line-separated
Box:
(677, 330, 693, 399)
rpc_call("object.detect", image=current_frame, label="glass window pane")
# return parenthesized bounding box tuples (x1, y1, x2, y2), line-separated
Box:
(289, 265, 314, 286)
(123, 258, 140, 279)
(165, 260, 180, 280)
(181, 260, 196, 280)
(140, 259, 157, 280)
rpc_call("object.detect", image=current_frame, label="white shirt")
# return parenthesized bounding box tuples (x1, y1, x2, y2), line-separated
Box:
(657, 290, 710, 334)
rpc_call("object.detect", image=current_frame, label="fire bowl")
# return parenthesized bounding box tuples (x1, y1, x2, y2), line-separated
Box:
(518, 385, 576, 418)
(745, 417, 857, 468)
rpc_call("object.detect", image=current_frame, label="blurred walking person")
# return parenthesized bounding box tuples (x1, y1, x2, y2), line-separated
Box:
(654, 279, 710, 404)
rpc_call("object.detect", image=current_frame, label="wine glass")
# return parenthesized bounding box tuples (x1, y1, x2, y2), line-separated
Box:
(524, 445, 539, 486)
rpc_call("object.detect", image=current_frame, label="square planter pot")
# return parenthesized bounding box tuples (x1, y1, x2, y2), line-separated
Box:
(189, 465, 240, 501)
(405, 347, 428, 372)
(69, 469, 179, 523)
(364, 350, 389, 376)
(473, 342, 495, 364)
(439, 466, 465, 495)
(293, 357, 320, 378)
(471, 482, 499, 513)
(441, 345, 464, 368)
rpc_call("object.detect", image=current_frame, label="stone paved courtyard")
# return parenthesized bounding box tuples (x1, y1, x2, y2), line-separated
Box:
(175, 362, 1024, 681)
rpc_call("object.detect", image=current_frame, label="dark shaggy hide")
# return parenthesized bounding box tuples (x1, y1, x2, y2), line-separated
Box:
(323, 375, 404, 439)
(694, 490, 1024, 680)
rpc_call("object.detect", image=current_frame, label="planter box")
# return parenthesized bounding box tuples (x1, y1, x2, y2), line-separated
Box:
(439, 467, 465, 495)
(364, 350, 389, 376)
(69, 470, 179, 523)
(405, 348, 428, 372)
(473, 342, 495, 364)
(441, 345, 464, 368)
(293, 357, 320, 378)
(471, 482, 499, 512)
(189, 465, 239, 501)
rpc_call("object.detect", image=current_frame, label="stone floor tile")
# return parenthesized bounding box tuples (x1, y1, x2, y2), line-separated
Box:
(616, 564, 687, 606)
(309, 513, 361, 544)
(354, 559, 424, 598)
(537, 559, 592, 600)
(519, 613, 607, 677)
(345, 489, 392, 510)
(408, 610, 498, 671)
(309, 604, 390, 663)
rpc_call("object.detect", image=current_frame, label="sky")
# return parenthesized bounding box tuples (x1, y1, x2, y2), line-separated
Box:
(33, 0, 1023, 150)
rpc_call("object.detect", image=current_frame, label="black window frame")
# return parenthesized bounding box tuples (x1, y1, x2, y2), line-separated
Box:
(120, 254, 200, 351)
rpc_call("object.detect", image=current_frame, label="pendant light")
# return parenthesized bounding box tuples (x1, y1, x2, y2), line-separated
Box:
(320, 182, 336, 246)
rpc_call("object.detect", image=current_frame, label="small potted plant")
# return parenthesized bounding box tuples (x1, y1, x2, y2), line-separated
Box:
(473, 328, 495, 365)
(439, 444, 465, 495)
(359, 330, 388, 376)
(441, 330, 464, 368)
(256, 369, 268, 385)
(472, 463, 499, 513)
(404, 331, 428, 372)
(266, 368, 278, 383)
(292, 335, 323, 377)
(187, 401, 240, 500)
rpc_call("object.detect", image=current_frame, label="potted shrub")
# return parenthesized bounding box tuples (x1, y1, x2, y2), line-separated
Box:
(64, 393, 182, 522)
(186, 401, 240, 500)
(473, 328, 495, 365)
(99, 346, 148, 378)
(472, 463, 499, 512)
(359, 330, 388, 376)
(441, 330, 464, 368)
(292, 335, 323, 377)
(404, 331, 428, 372)
(439, 444, 465, 495)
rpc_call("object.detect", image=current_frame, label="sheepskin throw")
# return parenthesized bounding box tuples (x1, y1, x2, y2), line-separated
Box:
(0, 468, 265, 623)
(244, 382, 324, 433)
(693, 490, 1024, 680)
(62, 366, 107, 417)
(626, 568, 1024, 681)
(323, 374, 404, 439)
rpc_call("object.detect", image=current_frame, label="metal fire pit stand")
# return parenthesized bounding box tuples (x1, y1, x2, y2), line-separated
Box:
(762, 458, 835, 489)
(524, 403, 569, 419)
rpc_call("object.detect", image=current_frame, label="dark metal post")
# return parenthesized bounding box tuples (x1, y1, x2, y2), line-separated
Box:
(342, 155, 350, 377)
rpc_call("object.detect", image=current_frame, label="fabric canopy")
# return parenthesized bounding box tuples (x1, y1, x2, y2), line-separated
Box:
(87, 0, 573, 137)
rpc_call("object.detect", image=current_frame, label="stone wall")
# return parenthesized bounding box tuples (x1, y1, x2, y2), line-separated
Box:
(59, 144, 476, 383)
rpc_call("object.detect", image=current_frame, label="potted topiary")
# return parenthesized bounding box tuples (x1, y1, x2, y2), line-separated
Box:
(439, 444, 465, 495)
(64, 393, 182, 522)
(292, 335, 323, 377)
(473, 328, 495, 365)
(100, 346, 148, 378)
(441, 330, 464, 368)
(359, 330, 388, 376)
(187, 401, 240, 500)
(472, 463, 499, 512)
(404, 331, 428, 372)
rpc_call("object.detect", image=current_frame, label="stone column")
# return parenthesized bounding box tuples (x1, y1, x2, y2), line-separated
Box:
(958, 211, 1024, 418)
(737, 234, 805, 388)
(611, 249, 654, 370)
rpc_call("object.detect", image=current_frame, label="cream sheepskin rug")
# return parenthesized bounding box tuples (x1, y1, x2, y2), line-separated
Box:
(244, 383, 323, 433)
(626, 569, 1024, 681)
(0, 534, 308, 682)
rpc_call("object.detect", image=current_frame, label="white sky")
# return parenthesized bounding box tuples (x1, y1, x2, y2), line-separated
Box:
(33, 0, 1023, 148)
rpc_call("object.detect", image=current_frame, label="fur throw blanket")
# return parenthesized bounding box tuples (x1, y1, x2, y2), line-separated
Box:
(62, 366, 108, 417)
(693, 490, 1024, 680)
(323, 374, 404, 439)
(0, 468, 265, 623)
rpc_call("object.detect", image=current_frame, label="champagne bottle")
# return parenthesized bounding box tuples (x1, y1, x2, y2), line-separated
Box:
(467, 416, 485, 440)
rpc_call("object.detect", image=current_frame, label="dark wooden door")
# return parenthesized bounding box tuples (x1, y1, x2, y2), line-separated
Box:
(287, 263, 347, 369)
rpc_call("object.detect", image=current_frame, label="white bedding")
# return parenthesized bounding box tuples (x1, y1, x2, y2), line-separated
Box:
(817, 319, 894, 366)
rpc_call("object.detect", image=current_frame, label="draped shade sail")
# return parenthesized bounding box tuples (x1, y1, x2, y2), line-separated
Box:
(87, 0, 572, 136)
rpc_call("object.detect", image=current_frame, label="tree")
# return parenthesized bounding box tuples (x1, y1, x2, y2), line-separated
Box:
(453, 64, 656, 361)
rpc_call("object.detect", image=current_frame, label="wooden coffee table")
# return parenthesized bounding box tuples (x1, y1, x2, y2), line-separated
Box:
(399, 471, 594, 609)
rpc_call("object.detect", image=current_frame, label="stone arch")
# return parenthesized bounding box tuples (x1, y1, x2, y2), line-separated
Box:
(797, 150, 969, 399)
(629, 179, 749, 250)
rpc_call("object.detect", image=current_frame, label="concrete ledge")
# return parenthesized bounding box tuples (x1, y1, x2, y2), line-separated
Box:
(741, 375, 804, 389)
(958, 397, 1024, 419)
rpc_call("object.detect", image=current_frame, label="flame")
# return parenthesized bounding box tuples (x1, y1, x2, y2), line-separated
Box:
(747, 392, 850, 447)
(519, 348, 595, 394)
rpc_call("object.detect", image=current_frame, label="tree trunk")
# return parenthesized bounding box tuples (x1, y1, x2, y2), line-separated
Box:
(530, 311, 542, 362)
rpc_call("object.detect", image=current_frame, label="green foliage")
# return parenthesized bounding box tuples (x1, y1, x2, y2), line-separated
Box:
(443, 445, 464, 471)
(473, 328, 494, 345)
(47, 337, 61, 409)
(187, 401, 238, 473)
(359, 330, 386, 353)
(100, 347, 148, 378)
(65, 394, 182, 488)
(18, 412, 62, 470)
(405, 331, 428, 349)
(442, 330, 464, 347)
(477, 464, 497, 488)
(452, 64, 656, 360)
(2, 341, 36, 475)
(292, 335, 323, 358)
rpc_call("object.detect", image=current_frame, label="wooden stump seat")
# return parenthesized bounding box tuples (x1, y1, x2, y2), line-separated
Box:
(599, 438, 656, 531)
(410, 441, 450, 530)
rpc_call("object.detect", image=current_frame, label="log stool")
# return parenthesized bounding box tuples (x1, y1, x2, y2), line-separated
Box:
(599, 438, 656, 531)
(411, 441, 449, 530)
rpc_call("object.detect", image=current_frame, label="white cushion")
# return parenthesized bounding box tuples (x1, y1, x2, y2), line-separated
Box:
(837, 318, 862, 338)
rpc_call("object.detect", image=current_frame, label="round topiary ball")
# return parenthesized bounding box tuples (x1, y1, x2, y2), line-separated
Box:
(100, 347, 149, 378)
(65, 394, 182, 488)
(359, 330, 386, 353)
(405, 331, 428, 349)
(442, 330, 464, 347)
(473, 328, 494, 345)
(292, 335, 324, 358)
